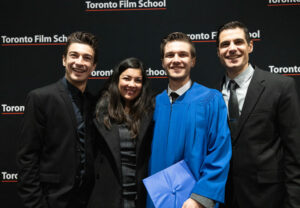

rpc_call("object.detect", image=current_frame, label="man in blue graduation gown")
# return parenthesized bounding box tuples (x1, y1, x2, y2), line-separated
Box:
(147, 32, 232, 208)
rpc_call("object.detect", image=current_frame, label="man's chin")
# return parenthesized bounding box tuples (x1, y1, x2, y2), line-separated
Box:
(70, 76, 88, 83)
(169, 76, 187, 82)
(225, 62, 241, 70)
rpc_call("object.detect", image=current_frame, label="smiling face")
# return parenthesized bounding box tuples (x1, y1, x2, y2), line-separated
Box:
(217, 27, 253, 78)
(162, 41, 195, 85)
(63, 42, 96, 88)
(118, 68, 143, 105)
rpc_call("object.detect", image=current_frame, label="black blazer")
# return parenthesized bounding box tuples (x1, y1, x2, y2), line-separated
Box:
(17, 79, 95, 208)
(220, 67, 300, 208)
(88, 111, 154, 208)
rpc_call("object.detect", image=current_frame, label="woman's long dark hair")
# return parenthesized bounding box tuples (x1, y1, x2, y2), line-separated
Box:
(95, 57, 154, 138)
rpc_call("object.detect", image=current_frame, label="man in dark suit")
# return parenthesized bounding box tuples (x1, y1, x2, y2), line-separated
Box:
(17, 31, 98, 208)
(216, 21, 300, 208)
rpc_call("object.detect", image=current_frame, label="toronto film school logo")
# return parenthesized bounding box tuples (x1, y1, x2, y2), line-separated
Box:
(267, 0, 300, 6)
(89, 67, 167, 79)
(269, 65, 300, 76)
(0, 34, 67, 46)
(187, 30, 261, 43)
(1, 172, 18, 183)
(1, 104, 24, 115)
(85, 0, 167, 11)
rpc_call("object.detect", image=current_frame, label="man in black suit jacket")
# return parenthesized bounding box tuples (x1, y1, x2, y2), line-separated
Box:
(17, 31, 98, 208)
(216, 21, 300, 208)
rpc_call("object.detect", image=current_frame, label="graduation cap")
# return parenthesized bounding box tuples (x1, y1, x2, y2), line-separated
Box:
(143, 160, 196, 208)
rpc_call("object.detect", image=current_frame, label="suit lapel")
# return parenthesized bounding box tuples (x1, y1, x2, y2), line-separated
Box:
(93, 118, 122, 179)
(56, 79, 78, 131)
(217, 76, 226, 91)
(233, 68, 265, 145)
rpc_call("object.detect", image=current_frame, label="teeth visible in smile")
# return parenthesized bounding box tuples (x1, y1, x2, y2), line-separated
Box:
(171, 67, 183, 70)
(228, 56, 240, 59)
(72, 68, 85, 73)
(126, 89, 135, 94)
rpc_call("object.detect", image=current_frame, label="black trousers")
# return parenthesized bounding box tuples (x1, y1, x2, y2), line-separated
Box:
(67, 176, 94, 208)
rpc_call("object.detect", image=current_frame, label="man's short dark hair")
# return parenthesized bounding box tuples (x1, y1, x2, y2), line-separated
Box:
(216, 21, 251, 47)
(160, 32, 196, 59)
(63, 31, 99, 64)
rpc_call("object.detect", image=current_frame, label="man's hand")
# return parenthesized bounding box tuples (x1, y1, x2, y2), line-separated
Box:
(182, 198, 205, 208)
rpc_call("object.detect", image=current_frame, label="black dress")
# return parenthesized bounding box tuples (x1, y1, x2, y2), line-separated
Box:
(119, 124, 137, 208)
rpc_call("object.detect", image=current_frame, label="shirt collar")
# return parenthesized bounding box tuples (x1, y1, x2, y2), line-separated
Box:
(168, 80, 192, 97)
(225, 64, 254, 89)
(62, 77, 85, 97)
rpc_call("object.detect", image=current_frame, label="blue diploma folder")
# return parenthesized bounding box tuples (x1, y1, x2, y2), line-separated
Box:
(143, 160, 196, 208)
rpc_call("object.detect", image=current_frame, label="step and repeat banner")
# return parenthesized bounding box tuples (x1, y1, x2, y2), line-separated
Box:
(0, 0, 299, 207)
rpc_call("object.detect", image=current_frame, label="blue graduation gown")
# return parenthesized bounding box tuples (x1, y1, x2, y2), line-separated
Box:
(147, 82, 232, 207)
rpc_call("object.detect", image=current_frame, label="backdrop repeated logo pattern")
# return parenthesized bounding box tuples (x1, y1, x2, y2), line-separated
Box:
(85, 0, 167, 11)
(0, 0, 299, 207)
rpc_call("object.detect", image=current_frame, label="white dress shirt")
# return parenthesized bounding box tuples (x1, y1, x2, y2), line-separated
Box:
(222, 64, 254, 115)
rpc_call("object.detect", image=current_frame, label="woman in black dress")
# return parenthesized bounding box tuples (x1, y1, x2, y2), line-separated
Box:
(88, 57, 154, 208)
